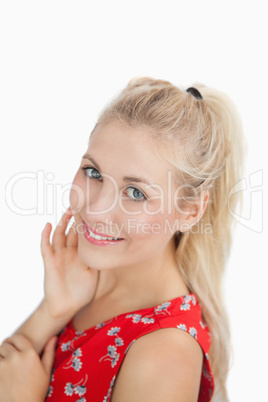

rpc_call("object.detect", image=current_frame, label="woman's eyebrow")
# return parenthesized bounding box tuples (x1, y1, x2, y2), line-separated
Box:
(82, 154, 101, 172)
(123, 175, 152, 185)
(82, 153, 157, 192)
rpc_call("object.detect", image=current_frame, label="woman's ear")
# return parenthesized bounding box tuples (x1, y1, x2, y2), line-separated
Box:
(178, 190, 210, 233)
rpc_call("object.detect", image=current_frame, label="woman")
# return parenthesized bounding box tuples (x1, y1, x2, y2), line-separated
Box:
(0, 77, 244, 401)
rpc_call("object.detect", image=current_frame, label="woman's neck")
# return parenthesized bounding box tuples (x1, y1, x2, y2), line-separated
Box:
(95, 240, 188, 310)
(72, 239, 189, 332)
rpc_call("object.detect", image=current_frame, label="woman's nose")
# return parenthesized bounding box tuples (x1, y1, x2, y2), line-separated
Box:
(85, 178, 119, 219)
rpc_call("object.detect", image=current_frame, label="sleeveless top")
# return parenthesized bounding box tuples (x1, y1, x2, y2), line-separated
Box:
(45, 294, 214, 401)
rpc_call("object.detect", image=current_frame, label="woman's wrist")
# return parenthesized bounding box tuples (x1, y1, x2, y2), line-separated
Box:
(39, 298, 75, 324)
(13, 300, 73, 355)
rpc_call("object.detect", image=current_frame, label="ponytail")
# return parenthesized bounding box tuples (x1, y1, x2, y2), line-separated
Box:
(175, 85, 245, 400)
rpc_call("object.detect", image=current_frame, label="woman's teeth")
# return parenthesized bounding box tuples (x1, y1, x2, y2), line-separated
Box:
(87, 228, 120, 241)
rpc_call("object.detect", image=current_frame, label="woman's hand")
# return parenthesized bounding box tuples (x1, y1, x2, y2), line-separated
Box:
(11, 207, 98, 356)
(40, 207, 99, 321)
(0, 334, 57, 402)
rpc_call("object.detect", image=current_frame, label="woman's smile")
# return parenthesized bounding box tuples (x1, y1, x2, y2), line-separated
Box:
(82, 218, 124, 247)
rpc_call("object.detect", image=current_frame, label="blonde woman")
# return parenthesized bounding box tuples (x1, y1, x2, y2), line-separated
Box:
(0, 78, 244, 401)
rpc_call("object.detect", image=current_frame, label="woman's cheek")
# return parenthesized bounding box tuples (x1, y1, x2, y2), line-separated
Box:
(118, 197, 163, 222)
(125, 213, 165, 239)
(125, 196, 173, 239)
(69, 173, 85, 214)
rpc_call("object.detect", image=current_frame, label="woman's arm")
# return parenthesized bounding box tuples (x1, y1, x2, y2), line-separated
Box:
(9, 208, 99, 355)
(12, 300, 72, 356)
(0, 334, 57, 402)
(111, 328, 203, 402)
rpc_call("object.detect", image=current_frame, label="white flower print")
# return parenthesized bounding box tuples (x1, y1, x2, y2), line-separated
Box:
(64, 349, 83, 371)
(126, 313, 156, 324)
(111, 353, 120, 368)
(189, 327, 198, 339)
(75, 332, 87, 342)
(96, 323, 105, 329)
(115, 337, 124, 346)
(60, 332, 86, 354)
(108, 327, 121, 336)
(73, 348, 82, 357)
(177, 324, 187, 331)
(103, 375, 116, 402)
(76, 398, 86, 402)
(180, 295, 195, 311)
(141, 317, 155, 324)
(107, 345, 117, 358)
(200, 320, 207, 329)
(99, 345, 120, 367)
(64, 375, 88, 398)
(46, 385, 53, 398)
(100, 325, 125, 369)
(184, 295, 192, 303)
(133, 314, 143, 323)
(61, 341, 72, 351)
(71, 357, 83, 371)
(180, 301, 190, 311)
(95, 318, 113, 330)
(155, 301, 171, 316)
(51, 370, 55, 382)
(107, 326, 124, 347)
(203, 365, 213, 386)
(65, 383, 74, 396)
(126, 301, 171, 325)
(74, 385, 87, 397)
(46, 368, 55, 397)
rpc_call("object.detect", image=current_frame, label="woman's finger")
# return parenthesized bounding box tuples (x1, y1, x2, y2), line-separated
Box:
(41, 336, 58, 376)
(40, 222, 54, 261)
(52, 207, 73, 250)
(66, 221, 78, 248)
(0, 342, 15, 358)
(2, 334, 33, 353)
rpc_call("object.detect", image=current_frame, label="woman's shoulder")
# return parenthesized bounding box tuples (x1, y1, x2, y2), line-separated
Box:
(111, 327, 203, 402)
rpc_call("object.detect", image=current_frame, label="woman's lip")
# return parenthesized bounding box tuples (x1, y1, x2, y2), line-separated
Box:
(82, 219, 123, 239)
(82, 222, 124, 246)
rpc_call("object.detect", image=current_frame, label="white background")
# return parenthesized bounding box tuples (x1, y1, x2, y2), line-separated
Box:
(0, 1, 267, 400)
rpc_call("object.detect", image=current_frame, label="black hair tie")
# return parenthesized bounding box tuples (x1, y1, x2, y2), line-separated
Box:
(186, 87, 203, 100)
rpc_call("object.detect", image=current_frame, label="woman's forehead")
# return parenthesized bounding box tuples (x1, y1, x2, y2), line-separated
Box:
(86, 122, 177, 183)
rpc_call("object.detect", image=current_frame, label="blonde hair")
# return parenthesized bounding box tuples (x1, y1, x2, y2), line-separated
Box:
(96, 77, 245, 401)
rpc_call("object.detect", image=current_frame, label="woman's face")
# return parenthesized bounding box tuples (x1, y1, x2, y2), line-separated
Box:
(70, 121, 185, 271)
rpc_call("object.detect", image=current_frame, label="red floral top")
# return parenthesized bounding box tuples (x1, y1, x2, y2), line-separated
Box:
(45, 294, 214, 401)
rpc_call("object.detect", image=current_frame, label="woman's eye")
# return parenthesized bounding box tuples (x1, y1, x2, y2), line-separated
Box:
(125, 187, 146, 201)
(82, 167, 102, 180)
